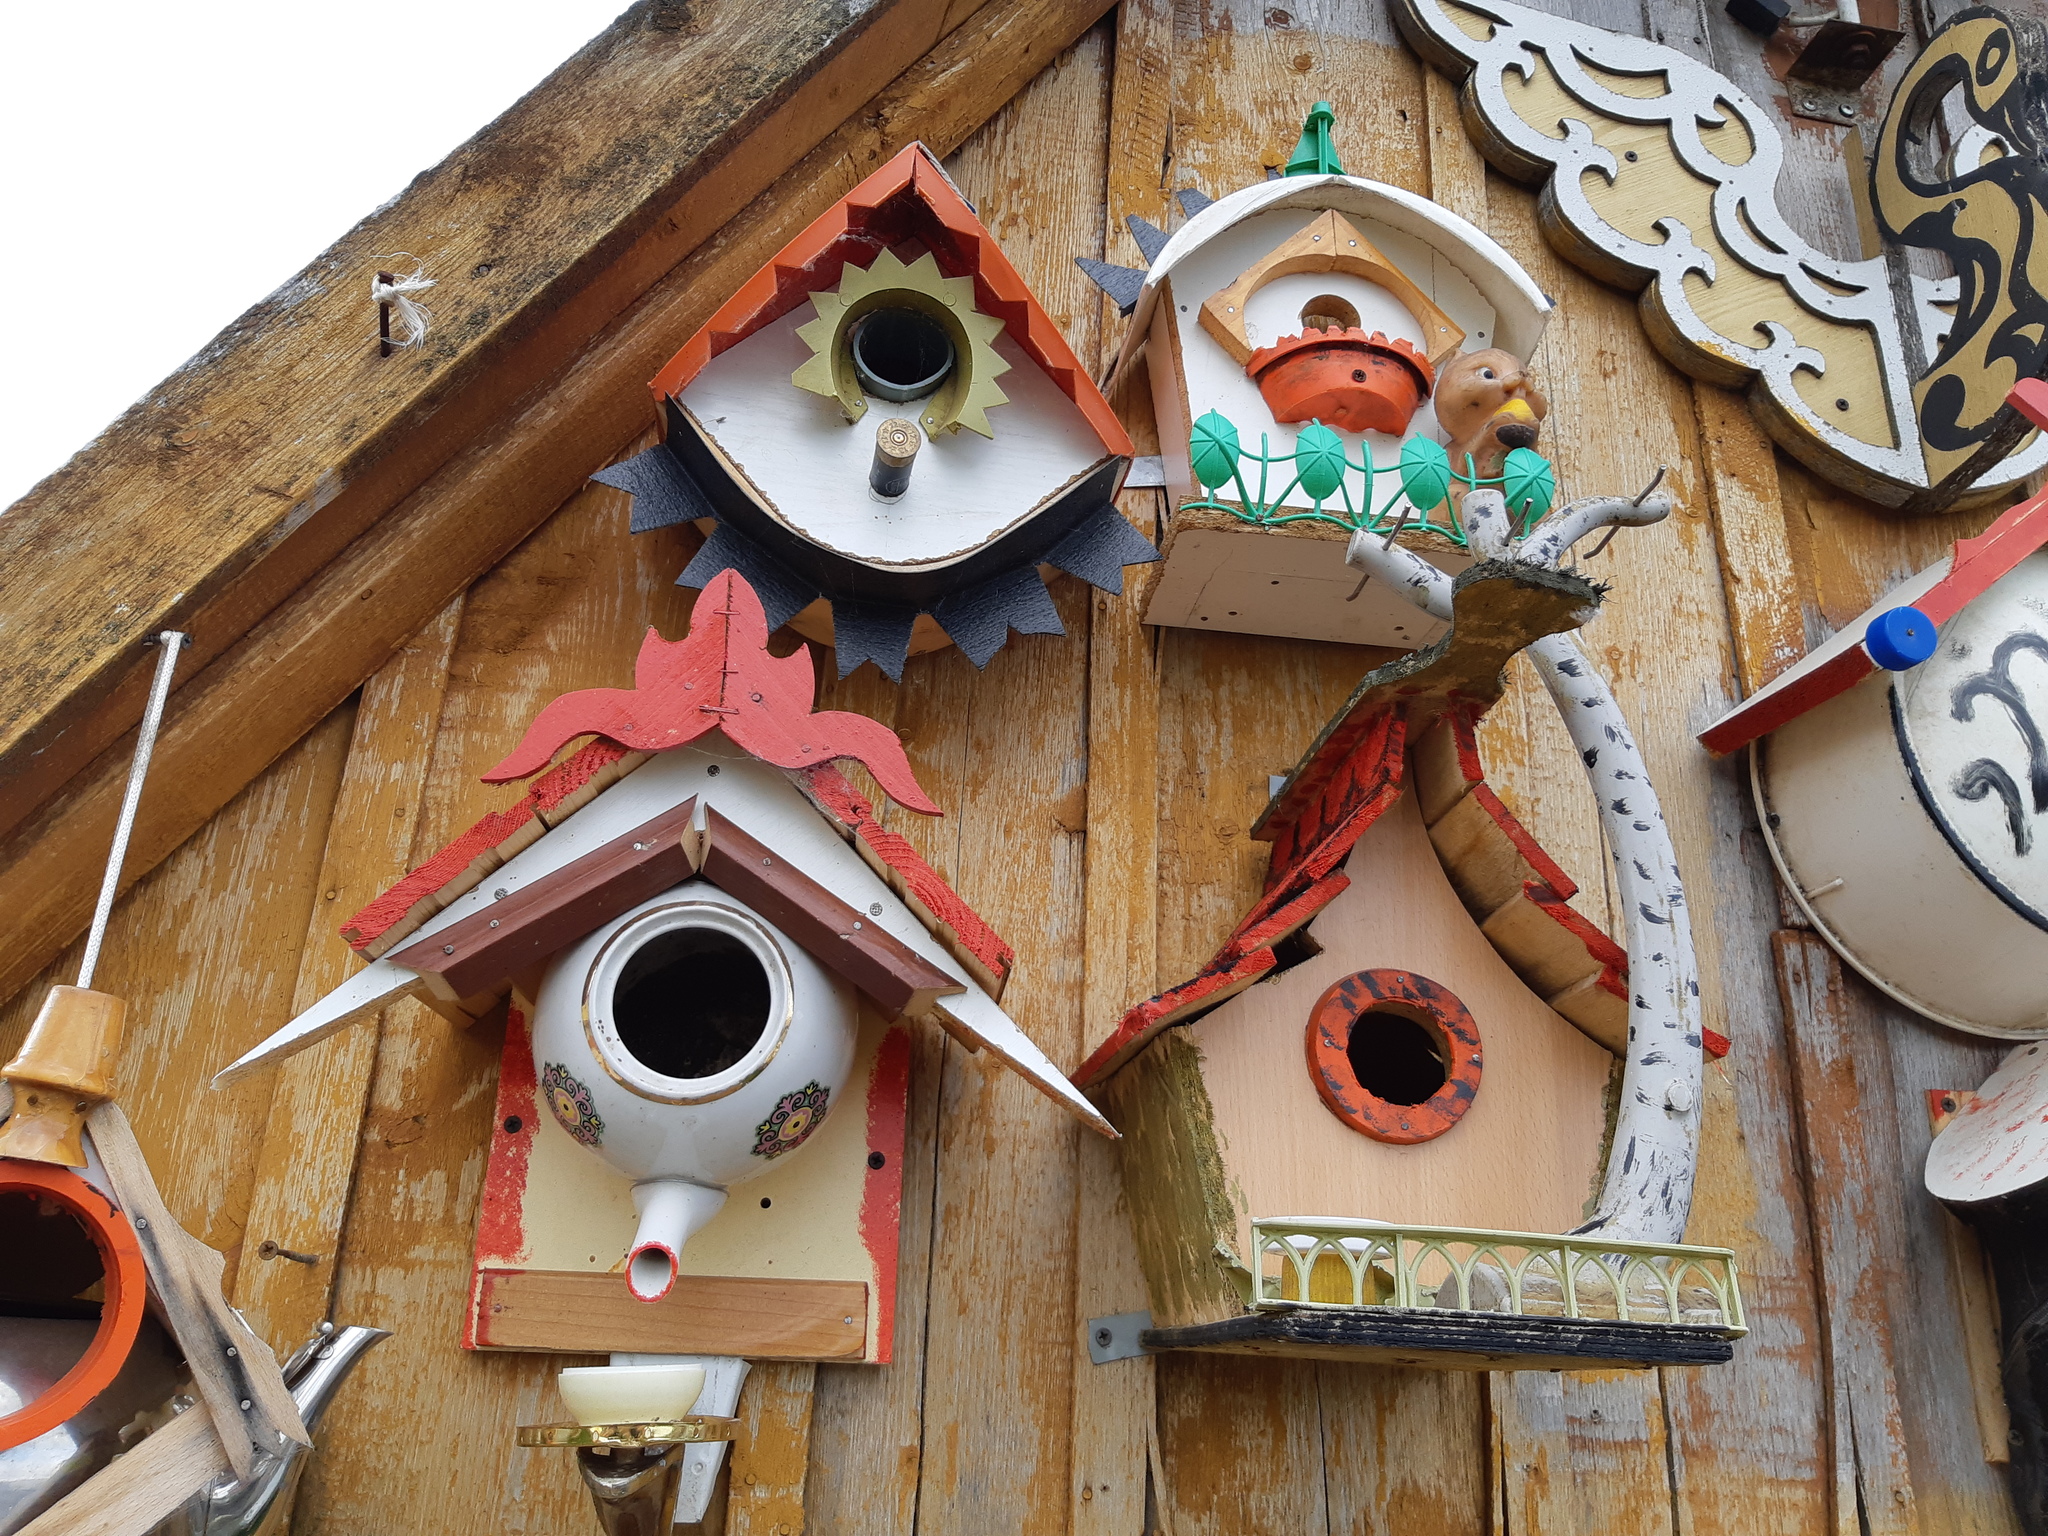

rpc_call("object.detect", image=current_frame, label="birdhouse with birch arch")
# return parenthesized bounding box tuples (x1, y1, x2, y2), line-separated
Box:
(1079, 103, 1556, 651)
(1071, 487, 1747, 1372)
(592, 142, 1153, 682)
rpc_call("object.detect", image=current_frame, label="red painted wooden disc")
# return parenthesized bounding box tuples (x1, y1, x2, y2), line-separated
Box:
(1304, 968, 1482, 1145)
(0, 1159, 149, 1452)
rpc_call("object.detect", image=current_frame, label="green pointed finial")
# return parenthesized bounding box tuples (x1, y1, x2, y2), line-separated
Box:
(1284, 101, 1342, 177)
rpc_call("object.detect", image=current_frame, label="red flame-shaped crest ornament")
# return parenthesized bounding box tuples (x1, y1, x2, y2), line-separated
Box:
(483, 569, 939, 815)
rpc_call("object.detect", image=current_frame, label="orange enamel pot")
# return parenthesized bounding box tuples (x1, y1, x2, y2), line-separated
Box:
(1247, 329, 1434, 436)
(0, 1158, 149, 1451)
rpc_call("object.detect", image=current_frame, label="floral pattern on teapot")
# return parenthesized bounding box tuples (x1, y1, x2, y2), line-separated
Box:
(753, 1082, 830, 1159)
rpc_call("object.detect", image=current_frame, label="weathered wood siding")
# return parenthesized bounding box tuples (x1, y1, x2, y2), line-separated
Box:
(1, 0, 2032, 1529)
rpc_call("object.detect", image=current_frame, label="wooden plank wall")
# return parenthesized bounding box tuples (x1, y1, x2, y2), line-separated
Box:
(1, 0, 2035, 1530)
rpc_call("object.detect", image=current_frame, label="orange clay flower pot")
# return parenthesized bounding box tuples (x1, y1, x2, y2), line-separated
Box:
(1245, 329, 1434, 436)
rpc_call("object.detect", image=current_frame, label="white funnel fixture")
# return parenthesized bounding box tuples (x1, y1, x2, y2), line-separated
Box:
(627, 1179, 728, 1302)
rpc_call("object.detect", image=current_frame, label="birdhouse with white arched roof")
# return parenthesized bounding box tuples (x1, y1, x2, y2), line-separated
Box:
(1079, 103, 1558, 651)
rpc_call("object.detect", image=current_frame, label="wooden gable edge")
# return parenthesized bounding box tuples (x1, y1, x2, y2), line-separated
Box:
(341, 739, 1016, 1005)
(0, 0, 1017, 834)
(648, 141, 1134, 460)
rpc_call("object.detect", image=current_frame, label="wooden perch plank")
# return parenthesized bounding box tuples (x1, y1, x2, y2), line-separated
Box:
(14, 1401, 227, 1536)
(471, 1269, 867, 1360)
(699, 807, 962, 1018)
(388, 796, 699, 997)
(0, 0, 1125, 1013)
(0, 0, 998, 836)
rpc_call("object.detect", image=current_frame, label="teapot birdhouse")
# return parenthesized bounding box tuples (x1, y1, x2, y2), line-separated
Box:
(590, 141, 1155, 681)
(1700, 382, 2048, 1040)
(223, 569, 1111, 1361)
(1078, 104, 1556, 650)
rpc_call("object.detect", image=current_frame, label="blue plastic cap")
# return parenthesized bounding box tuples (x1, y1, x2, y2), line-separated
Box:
(1865, 605, 1938, 671)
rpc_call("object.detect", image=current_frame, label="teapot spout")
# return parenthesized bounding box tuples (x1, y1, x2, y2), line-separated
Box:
(284, 1325, 390, 1431)
(627, 1180, 727, 1303)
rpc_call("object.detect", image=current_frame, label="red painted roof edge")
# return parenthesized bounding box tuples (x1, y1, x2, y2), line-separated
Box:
(1071, 713, 1406, 1089)
(793, 762, 1016, 994)
(1073, 680, 1675, 1085)
(1700, 382, 2048, 757)
(646, 142, 1132, 460)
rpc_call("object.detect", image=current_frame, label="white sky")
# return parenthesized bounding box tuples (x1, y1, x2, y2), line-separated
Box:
(0, 1, 627, 511)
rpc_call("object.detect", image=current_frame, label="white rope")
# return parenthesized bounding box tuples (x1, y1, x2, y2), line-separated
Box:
(370, 259, 435, 349)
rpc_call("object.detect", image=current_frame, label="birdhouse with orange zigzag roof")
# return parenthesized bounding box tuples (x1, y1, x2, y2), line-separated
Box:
(590, 141, 1155, 682)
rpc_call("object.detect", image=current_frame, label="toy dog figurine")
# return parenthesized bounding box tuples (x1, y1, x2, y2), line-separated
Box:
(1436, 349, 1548, 497)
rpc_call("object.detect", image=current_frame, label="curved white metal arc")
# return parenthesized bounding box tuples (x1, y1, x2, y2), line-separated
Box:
(1341, 488, 1703, 1244)
(1525, 629, 1700, 1243)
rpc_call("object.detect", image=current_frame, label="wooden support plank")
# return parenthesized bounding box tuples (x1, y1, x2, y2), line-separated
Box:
(473, 1270, 867, 1361)
(727, 1362, 819, 1536)
(1868, 993, 2021, 1532)
(799, 1014, 946, 1533)
(1320, 1365, 1487, 1535)
(1071, 479, 1165, 1536)
(229, 601, 462, 1408)
(893, 34, 1112, 1530)
(0, 0, 1008, 835)
(1693, 383, 1805, 695)
(1071, 0, 1173, 1523)
(1774, 932, 1921, 1536)
(1154, 1356, 1327, 1536)
(1142, 15, 1429, 1528)
(0, 0, 1130, 1013)
(698, 807, 963, 1018)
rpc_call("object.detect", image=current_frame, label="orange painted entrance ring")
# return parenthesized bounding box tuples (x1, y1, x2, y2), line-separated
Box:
(1304, 968, 1482, 1145)
(0, 1158, 149, 1452)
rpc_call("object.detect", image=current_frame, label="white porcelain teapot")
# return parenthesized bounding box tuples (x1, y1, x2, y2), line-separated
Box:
(528, 881, 858, 1301)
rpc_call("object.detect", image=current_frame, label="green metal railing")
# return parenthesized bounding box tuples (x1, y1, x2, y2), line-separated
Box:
(1243, 1216, 1746, 1335)
(1182, 409, 1557, 546)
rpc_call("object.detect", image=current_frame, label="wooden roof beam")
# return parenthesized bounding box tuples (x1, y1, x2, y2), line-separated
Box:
(0, 0, 1122, 1006)
(0, 0, 1004, 841)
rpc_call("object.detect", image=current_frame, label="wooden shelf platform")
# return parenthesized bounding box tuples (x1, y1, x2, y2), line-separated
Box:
(1140, 1306, 1739, 1372)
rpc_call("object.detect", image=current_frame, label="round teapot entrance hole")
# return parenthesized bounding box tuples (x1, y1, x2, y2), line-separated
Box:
(1305, 969, 1482, 1145)
(584, 902, 796, 1106)
(612, 928, 772, 1081)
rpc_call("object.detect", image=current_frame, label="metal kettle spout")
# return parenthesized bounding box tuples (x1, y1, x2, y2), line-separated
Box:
(160, 1323, 389, 1536)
